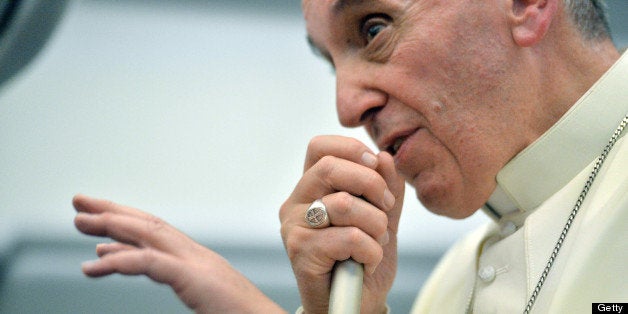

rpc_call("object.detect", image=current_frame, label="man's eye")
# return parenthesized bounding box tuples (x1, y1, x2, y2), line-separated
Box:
(361, 15, 390, 44)
(367, 24, 386, 41)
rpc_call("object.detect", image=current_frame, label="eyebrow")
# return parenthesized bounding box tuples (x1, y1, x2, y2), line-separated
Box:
(332, 0, 351, 13)
(306, 0, 381, 68)
(333, 0, 379, 15)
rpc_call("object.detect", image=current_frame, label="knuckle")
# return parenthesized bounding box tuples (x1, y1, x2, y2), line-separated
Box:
(143, 248, 155, 260)
(346, 227, 364, 246)
(345, 137, 364, 151)
(278, 204, 288, 221)
(98, 212, 116, 235)
(141, 248, 157, 267)
(278, 200, 295, 222)
(318, 155, 336, 168)
(307, 135, 325, 153)
(363, 170, 383, 188)
(317, 155, 338, 178)
(283, 233, 305, 260)
(374, 211, 388, 233)
(145, 215, 166, 233)
(334, 192, 353, 216)
(99, 211, 114, 222)
(307, 136, 333, 164)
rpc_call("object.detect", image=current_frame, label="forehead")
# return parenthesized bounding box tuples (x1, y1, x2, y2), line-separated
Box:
(303, 0, 391, 20)
(302, 0, 397, 48)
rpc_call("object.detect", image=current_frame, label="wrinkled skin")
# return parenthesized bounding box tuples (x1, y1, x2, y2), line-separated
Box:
(73, 0, 620, 313)
(280, 0, 618, 312)
(282, 1, 529, 312)
(299, 0, 564, 219)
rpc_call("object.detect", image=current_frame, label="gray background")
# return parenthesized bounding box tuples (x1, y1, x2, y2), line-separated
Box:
(0, 1, 626, 313)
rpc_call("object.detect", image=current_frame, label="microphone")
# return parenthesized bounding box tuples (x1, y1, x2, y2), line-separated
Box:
(328, 259, 364, 314)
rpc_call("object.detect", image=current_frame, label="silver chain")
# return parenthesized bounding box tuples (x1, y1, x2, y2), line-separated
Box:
(523, 113, 628, 314)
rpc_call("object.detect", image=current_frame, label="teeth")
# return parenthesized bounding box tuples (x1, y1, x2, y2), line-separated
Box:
(392, 137, 405, 154)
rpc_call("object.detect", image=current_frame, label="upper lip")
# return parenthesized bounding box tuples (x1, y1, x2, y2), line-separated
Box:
(378, 127, 419, 156)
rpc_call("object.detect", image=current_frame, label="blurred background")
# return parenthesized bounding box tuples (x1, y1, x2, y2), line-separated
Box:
(0, 0, 626, 313)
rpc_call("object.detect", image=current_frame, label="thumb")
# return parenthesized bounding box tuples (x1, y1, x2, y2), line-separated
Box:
(376, 151, 404, 233)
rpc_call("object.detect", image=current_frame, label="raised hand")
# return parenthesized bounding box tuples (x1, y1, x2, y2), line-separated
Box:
(73, 194, 286, 314)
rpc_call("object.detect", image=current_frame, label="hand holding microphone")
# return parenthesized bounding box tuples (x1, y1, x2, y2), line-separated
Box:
(280, 135, 405, 314)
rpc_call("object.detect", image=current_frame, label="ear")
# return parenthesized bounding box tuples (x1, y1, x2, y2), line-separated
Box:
(510, 0, 558, 47)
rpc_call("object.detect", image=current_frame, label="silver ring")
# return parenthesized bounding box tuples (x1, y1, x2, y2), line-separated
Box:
(305, 199, 329, 228)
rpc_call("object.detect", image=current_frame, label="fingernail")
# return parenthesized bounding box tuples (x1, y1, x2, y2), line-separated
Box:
(378, 231, 390, 246)
(361, 152, 378, 168)
(384, 189, 395, 209)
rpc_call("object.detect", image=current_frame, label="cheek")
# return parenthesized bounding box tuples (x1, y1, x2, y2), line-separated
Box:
(398, 130, 469, 214)
(409, 120, 498, 217)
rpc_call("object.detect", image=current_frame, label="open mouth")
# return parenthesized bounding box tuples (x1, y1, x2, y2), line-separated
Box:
(387, 135, 410, 156)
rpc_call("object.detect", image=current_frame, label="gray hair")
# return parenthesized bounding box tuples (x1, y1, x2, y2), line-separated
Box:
(564, 0, 611, 41)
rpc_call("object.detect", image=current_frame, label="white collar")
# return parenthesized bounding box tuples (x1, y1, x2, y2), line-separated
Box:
(483, 51, 628, 220)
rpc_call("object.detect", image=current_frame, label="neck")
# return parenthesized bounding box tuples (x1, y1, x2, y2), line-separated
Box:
(518, 33, 620, 145)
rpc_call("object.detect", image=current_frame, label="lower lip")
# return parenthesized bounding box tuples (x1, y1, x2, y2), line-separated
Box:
(393, 129, 421, 163)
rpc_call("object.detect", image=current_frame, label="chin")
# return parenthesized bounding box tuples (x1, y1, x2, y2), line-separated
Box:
(414, 183, 480, 219)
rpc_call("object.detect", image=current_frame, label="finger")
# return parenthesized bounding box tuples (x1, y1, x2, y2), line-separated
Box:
(304, 135, 378, 171)
(326, 227, 384, 275)
(298, 156, 396, 212)
(288, 226, 384, 279)
(302, 193, 389, 245)
(74, 211, 186, 253)
(376, 152, 405, 233)
(96, 242, 136, 257)
(377, 151, 404, 199)
(82, 248, 182, 287)
(73, 194, 153, 221)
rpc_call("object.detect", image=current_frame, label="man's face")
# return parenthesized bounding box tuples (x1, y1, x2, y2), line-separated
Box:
(303, 0, 536, 218)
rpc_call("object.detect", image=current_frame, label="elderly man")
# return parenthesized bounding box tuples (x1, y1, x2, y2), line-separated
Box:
(74, 0, 627, 313)
(280, 0, 626, 312)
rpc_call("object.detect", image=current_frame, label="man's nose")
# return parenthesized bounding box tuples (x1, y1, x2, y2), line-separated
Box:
(335, 65, 386, 128)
